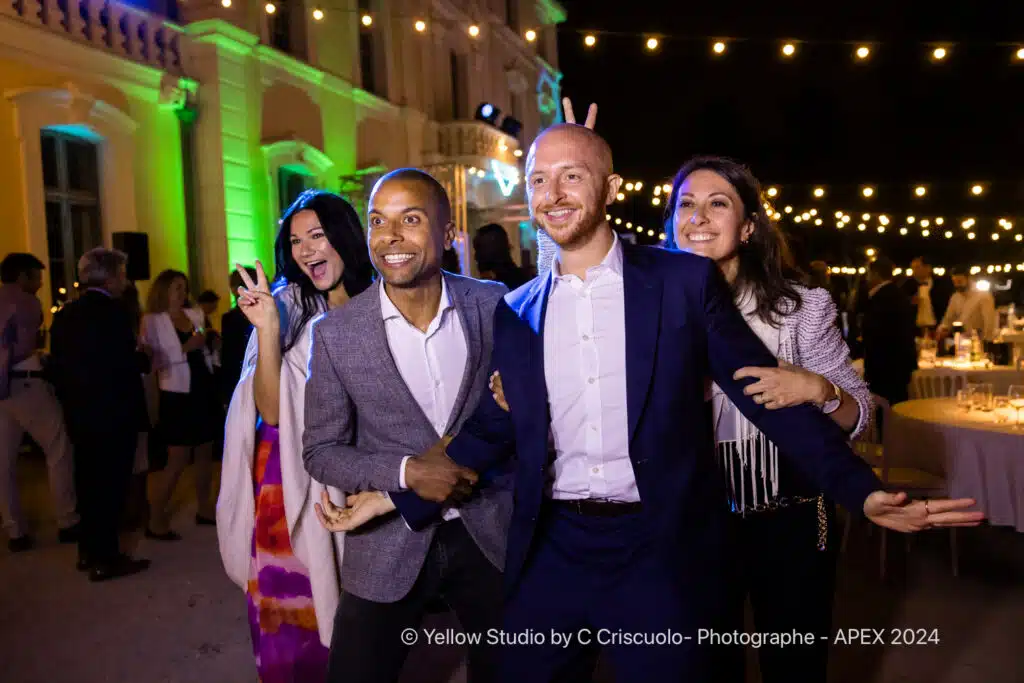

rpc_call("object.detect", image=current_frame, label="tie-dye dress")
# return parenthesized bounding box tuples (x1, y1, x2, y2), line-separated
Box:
(247, 422, 329, 682)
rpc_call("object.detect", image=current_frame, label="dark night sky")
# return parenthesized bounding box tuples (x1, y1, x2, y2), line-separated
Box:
(553, 0, 1024, 268)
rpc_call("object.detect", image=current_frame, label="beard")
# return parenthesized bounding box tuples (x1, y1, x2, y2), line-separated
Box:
(533, 202, 603, 251)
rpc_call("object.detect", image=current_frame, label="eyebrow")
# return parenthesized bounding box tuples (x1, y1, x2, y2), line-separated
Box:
(679, 191, 732, 199)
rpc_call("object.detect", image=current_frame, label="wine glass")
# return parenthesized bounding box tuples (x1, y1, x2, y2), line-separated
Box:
(1009, 385, 1024, 429)
(973, 383, 994, 412)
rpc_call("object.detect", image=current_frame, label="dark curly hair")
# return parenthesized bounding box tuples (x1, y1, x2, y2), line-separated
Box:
(663, 156, 802, 325)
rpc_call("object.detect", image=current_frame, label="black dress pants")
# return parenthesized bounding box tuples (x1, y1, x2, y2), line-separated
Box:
(719, 500, 840, 683)
(327, 519, 503, 683)
(72, 428, 137, 565)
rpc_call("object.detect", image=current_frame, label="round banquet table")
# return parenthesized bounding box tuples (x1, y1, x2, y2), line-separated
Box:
(885, 398, 1024, 532)
(910, 364, 1024, 398)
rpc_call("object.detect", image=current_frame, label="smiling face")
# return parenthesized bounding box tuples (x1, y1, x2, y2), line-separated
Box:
(367, 178, 453, 288)
(526, 126, 620, 251)
(672, 169, 753, 265)
(290, 209, 345, 292)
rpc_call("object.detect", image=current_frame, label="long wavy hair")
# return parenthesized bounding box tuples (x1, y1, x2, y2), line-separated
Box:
(273, 189, 374, 353)
(146, 269, 189, 314)
(663, 156, 802, 325)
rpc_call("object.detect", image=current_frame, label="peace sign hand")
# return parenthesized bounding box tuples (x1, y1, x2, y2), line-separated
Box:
(235, 260, 278, 332)
(562, 97, 598, 130)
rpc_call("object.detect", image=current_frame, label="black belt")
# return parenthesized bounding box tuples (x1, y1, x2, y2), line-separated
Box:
(10, 370, 46, 380)
(551, 499, 642, 517)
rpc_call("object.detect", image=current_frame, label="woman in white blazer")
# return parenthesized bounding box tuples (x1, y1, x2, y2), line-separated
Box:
(218, 190, 374, 680)
(141, 270, 222, 539)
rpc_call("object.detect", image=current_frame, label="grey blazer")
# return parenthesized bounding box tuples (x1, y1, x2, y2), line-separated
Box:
(303, 273, 512, 603)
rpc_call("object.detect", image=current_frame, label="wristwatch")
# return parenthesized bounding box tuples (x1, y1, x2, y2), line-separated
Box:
(821, 381, 842, 414)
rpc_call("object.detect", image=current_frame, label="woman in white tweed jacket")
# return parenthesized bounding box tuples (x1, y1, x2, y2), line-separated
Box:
(662, 155, 871, 683)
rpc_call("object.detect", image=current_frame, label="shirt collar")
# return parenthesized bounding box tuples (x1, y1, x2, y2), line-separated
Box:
(379, 275, 453, 323)
(868, 280, 891, 299)
(551, 231, 624, 281)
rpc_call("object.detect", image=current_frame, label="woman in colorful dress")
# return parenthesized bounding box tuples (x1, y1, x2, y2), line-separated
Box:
(217, 190, 374, 682)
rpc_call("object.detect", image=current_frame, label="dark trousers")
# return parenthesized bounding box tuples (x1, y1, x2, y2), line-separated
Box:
(327, 519, 503, 683)
(502, 505, 720, 683)
(72, 428, 136, 565)
(725, 500, 840, 683)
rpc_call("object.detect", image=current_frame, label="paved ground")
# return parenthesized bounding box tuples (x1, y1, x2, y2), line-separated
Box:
(1, 456, 1022, 683)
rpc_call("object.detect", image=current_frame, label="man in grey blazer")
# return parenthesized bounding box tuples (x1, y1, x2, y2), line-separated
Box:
(303, 168, 509, 683)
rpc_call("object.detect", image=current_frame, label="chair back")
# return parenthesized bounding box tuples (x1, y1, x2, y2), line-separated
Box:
(911, 371, 967, 399)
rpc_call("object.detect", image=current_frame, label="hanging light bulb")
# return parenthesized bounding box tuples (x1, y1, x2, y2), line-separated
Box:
(524, 29, 537, 42)
(264, 2, 276, 14)
(712, 41, 726, 55)
(468, 24, 480, 38)
(584, 34, 596, 48)
(312, 7, 324, 21)
(414, 19, 427, 32)
(645, 37, 659, 51)
(361, 14, 372, 26)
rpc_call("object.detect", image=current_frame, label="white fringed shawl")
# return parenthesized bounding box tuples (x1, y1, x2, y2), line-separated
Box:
(216, 284, 346, 646)
(711, 289, 792, 513)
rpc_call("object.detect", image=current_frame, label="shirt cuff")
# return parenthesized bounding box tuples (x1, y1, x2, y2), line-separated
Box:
(399, 456, 410, 490)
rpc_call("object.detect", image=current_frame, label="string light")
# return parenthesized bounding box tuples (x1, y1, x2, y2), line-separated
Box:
(513, 149, 523, 158)
(525, 29, 537, 42)
(935, 217, 944, 225)
(626, 222, 633, 228)
(662, 184, 672, 193)
(815, 218, 823, 226)
(614, 218, 622, 225)
(861, 213, 870, 221)
(922, 229, 930, 237)
(654, 186, 662, 196)
(625, 182, 634, 191)
(264, 2, 275, 14)
(713, 41, 727, 55)
(1016, 47, 1024, 61)
(414, 19, 426, 32)
(616, 192, 625, 201)
(781, 43, 796, 57)
(652, 197, 661, 206)
(907, 216, 916, 224)
(857, 223, 866, 231)
(920, 219, 930, 227)
(312, 7, 323, 21)
(992, 233, 1000, 240)
(861, 186, 874, 198)
(767, 187, 779, 197)
(584, 34, 596, 47)
(784, 206, 793, 214)
(914, 185, 927, 197)
(899, 227, 908, 235)
(634, 182, 643, 190)
(945, 231, 953, 239)
(220, 0, 231, 7)
(878, 226, 886, 233)
(932, 46, 948, 61)
(361, 13, 372, 26)
(646, 37, 660, 51)
(970, 184, 984, 196)
(855, 45, 870, 60)
(967, 232, 976, 239)
(813, 187, 825, 198)
(468, 24, 480, 38)
(878, 215, 890, 225)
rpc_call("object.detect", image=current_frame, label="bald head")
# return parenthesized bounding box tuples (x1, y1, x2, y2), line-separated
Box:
(372, 168, 452, 226)
(527, 124, 613, 177)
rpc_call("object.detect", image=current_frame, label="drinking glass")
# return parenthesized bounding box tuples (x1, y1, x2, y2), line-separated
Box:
(973, 383, 994, 412)
(993, 396, 1011, 424)
(1009, 385, 1024, 429)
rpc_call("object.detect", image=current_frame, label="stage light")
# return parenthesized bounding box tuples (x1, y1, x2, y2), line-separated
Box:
(525, 30, 537, 42)
(584, 34, 596, 47)
(414, 19, 427, 32)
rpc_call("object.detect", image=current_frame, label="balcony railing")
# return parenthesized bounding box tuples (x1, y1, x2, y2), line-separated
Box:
(438, 121, 521, 162)
(1, 0, 187, 76)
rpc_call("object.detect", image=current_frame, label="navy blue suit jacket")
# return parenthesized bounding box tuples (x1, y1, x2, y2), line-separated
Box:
(393, 243, 881, 595)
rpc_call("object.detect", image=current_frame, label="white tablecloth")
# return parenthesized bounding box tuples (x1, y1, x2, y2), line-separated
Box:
(885, 398, 1024, 532)
(911, 365, 1024, 397)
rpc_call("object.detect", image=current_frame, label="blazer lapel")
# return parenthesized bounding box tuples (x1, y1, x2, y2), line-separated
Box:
(623, 246, 662, 444)
(362, 281, 437, 436)
(445, 275, 481, 433)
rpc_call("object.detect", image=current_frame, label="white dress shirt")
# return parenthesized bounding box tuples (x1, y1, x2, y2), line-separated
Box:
(383, 279, 467, 521)
(544, 233, 637, 502)
(941, 290, 997, 341)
